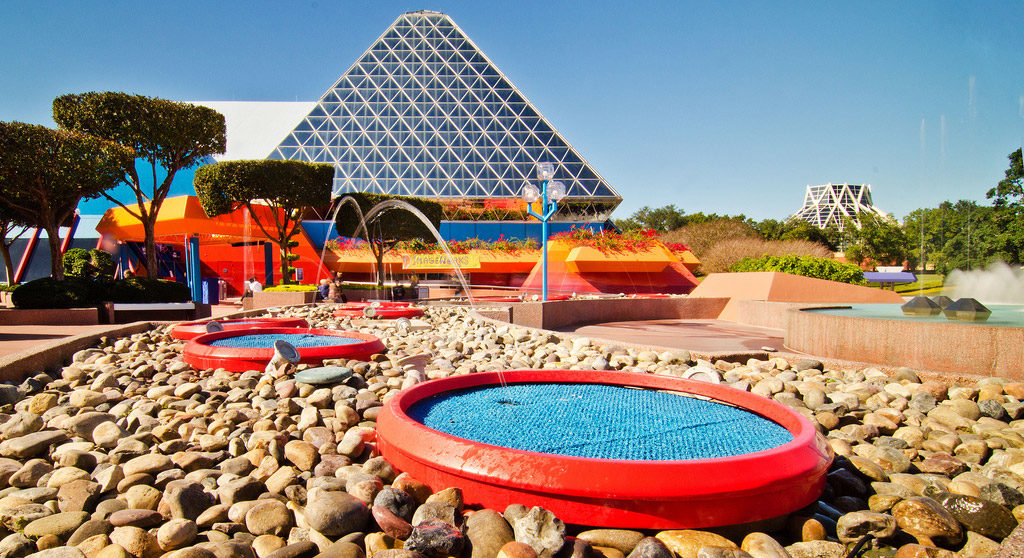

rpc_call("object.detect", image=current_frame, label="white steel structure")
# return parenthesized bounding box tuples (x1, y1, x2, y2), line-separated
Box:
(794, 182, 884, 230)
(268, 11, 621, 218)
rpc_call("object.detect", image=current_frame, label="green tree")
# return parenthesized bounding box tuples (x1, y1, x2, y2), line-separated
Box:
(334, 193, 443, 287)
(63, 248, 115, 280)
(0, 122, 132, 280)
(53, 92, 226, 278)
(842, 213, 910, 268)
(987, 148, 1024, 207)
(0, 201, 30, 284)
(614, 204, 689, 232)
(194, 160, 333, 284)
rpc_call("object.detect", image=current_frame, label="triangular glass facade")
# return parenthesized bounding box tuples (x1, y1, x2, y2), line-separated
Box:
(269, 11, 621, 216)
(794, 183, 883, 231)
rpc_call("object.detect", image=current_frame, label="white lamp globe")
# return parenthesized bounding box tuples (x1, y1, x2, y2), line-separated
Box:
(522, 183, 541, 203)
(536, 162, 555, 181)
(548, 181, 566, 201)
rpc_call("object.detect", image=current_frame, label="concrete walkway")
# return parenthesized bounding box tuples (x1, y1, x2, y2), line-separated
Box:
(0, 302, 244, 360)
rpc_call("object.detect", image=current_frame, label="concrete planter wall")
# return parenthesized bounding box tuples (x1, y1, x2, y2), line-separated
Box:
(0, 307, 100, 326)
(244, 290, 317, 311)
(511, 297, 730, 331)
(103, 302, 206, 324)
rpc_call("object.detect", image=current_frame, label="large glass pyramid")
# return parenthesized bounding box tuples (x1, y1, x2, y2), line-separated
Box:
(268, 10, 621, 219)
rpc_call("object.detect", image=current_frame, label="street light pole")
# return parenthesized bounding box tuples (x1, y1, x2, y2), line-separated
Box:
(523, 162, 565, 302)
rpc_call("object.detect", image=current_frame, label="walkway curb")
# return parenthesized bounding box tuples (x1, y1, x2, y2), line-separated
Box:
(0, 321, 157, 382)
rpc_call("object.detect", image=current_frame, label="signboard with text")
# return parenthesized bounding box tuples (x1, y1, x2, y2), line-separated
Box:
(402, 253, 481, 270)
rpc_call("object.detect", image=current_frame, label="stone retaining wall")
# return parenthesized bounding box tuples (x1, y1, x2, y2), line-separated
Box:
(785, 306, 1022, 379)
(511, 297, 730, 330)
(0, 308, 99, 326)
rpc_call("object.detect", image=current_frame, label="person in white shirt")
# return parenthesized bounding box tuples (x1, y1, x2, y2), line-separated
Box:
(246, 277, 263, 295)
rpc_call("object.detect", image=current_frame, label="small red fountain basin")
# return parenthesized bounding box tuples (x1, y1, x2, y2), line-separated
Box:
(377, 370, 832, 529)
(333, 302, 423, 319)
(170, 317, 309, 340)
(182, 327, 385, 372)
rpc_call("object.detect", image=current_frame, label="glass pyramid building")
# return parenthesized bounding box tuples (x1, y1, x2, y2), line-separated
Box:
(268, 10, 621, 220)
(793, 182, 885, 231)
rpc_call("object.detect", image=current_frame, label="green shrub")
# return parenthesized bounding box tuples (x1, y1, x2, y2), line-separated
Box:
(11, 277, 106, 308)
(0, 284, 16, 293)
(106, 277, 191, 303)
(264, 284, 317, 292)
(730, 254, 865, 285)
(63, 248, 115, 280)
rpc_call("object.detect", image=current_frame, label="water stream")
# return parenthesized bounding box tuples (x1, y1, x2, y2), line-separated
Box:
(316, 196, 476, 309)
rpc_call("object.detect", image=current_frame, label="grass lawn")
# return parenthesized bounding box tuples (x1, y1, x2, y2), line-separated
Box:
(893, 274, 945, 296)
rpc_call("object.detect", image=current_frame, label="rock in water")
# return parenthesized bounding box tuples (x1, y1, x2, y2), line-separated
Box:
(836, 511, 896, 543)
(932, 492, 1018, 540)
(891, 497, 962, 547)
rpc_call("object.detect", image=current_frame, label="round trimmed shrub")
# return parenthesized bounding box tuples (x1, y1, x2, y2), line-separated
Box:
(11, 277, 106, 309)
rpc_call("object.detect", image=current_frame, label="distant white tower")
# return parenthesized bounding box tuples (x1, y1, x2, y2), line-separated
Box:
(793, 183, 885, 231)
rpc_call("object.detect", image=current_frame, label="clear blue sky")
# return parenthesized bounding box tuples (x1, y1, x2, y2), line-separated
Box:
(2, 1, 1022, 221)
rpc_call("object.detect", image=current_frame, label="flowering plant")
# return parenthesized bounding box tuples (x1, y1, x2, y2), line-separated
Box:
(551, 226, 663, 253)
(324, 237, 366, 251)
(395, 235, 538, 254)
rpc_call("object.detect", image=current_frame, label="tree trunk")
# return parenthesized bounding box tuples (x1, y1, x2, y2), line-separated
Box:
(0, 242, 13, 285)
(44, 223, 64, 281)
(143, 217, 158, 279)
(373, 241, 385, 288)
(279, 243, 291, 285)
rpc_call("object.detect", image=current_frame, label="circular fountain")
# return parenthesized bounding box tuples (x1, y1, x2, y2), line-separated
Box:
(333, 301, 423, 319)
(789, 301, 1024, 377)
(170, 317, 309, 340)
(377, 370, 832, 529)
(182, 327, 385, 372)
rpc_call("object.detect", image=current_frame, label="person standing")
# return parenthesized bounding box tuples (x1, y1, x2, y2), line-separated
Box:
(332, 271, 347, 303)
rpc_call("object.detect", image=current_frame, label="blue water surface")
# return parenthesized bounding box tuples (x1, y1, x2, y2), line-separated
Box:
(208, 333, 360, 348)
(408, 383, 793, 461)
(807, 303, 1024, 327)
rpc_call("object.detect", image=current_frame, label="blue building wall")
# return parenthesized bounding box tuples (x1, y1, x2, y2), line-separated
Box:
(300, 220, 609, 249)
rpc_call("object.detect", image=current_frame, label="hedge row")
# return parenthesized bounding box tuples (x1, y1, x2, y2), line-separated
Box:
(730, 254, 865, 285)
(11, 276, 191, 309)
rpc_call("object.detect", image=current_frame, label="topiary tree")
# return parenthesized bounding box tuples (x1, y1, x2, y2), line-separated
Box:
(63, 248, 115, 280)
(334, 192, 443, 287)
(53, 92, 226, 278)
(194, 160, 333, 284)
(0, 122, 133, 280)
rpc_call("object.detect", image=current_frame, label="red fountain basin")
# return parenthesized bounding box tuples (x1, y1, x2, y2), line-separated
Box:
(170, 317, 309, 340)
(377, 370, 832, 529)
(182, 327, 385, 372)
(333, 302, 423, 319)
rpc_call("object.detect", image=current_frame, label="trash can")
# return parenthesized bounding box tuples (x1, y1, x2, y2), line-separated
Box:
(201, 278, 220, 305)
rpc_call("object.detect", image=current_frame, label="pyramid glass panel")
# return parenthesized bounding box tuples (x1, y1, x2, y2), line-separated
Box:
(793, 183, 884, 231)
(268, 10, 620, 216)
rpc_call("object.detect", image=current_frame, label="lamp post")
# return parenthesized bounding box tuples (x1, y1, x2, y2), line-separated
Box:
(523, 162, 566, 302)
